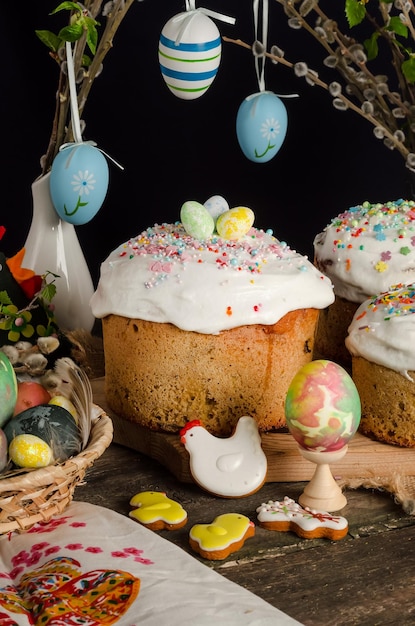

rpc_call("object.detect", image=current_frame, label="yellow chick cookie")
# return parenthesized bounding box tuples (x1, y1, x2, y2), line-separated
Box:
(189, 513, 255, 560)
(129, 491, 187, 531)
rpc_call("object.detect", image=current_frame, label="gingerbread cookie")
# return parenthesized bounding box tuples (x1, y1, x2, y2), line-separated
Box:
(256, 496, 348, 540)
(189, 513, 255, 560)
(129, 491, 187, 531)
(180, 416, 267, 498)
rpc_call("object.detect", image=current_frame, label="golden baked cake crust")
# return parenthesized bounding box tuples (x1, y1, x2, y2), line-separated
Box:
(103, 308, 319, 436)
(352, 356, 415, 447)
(313, 296, 359, 368)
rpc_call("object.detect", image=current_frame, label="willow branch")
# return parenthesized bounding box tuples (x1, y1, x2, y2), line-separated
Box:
(222, 35, 410, 161)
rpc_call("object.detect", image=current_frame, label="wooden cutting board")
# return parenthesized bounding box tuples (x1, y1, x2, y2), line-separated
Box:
(91, 377, 415, 484)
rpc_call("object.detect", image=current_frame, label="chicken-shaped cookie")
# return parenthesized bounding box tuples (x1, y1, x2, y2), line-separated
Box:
(189, 513, 255, 560)
(180, 416, 267, 497)
(129, 491, 187, 531)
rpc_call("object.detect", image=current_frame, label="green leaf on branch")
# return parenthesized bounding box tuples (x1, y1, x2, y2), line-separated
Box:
(364, 32, 380, 61)
(345, 0, 366, 28)
(39, 282, 57, 304)
(0, 291, 12, 306)
(50, 1, 82, 15)
(35, 29, 62, 52)
(387, 16, 408, 38)
(402, 57, 415, 83)
(59, 22, 84, 43)
(85, 17, 99, 55)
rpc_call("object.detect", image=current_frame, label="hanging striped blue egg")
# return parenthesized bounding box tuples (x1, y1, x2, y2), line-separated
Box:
(50, 143, 109, 225)
(158, 11, 221, 100)
(236, 92, 288, 163)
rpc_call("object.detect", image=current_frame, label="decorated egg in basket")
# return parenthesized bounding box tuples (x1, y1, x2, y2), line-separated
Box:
(0, 352, 17, 428)
(285, 360, 361, 453)
(158, 11, 221, 100)
(3, 403, 82, 462)
(50, 143, 109, 225)
(236, 92, 288, 163)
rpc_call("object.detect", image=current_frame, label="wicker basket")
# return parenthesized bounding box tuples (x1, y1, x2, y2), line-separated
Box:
(0, 405, 113, 535)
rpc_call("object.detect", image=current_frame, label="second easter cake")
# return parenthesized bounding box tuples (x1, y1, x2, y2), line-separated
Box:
(90, 201, 334, 436)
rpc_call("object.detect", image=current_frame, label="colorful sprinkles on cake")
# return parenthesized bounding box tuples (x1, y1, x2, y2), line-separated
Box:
(326, 199, 415, 273)
(117, 222, 306, 289)
(357, 283, 415, 328)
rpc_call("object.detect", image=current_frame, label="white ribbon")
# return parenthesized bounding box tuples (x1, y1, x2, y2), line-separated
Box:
(252, 0, 299, 99)
(172, 0, 236, 45)
(58, 141, 124, 171)
(63, 42, 124, 170)
(253, 0, 268, 93)
(66, 41, 83, 144)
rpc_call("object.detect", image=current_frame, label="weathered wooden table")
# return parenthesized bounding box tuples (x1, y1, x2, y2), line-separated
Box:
(74, 382, 415, 626)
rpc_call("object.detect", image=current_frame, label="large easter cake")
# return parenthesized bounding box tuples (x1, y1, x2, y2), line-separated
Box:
(313, 199, 415, 368)
(90, 198, 334, 436)
(346, 283, 415, 447)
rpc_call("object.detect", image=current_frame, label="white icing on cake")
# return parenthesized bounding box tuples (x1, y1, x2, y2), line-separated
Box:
(256, 496, 348, 531)
(91, 223, 334, 334)
(313, 200, 415, 303)
(345, 283, 415, 380)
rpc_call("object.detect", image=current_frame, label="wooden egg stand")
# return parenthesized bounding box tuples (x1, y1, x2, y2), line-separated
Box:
(91, 377, 415, 488)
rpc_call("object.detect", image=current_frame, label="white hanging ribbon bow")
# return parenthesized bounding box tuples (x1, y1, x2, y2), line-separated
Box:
(63, 41, 124, 169)
(172, 0, 236, 45)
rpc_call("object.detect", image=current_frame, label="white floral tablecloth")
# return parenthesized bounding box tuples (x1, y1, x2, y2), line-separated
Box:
(0, 501, 302, 625)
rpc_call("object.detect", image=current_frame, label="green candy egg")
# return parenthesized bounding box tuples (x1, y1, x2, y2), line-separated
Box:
(0, 352, 17, 428)
(180, 201, 215, 240)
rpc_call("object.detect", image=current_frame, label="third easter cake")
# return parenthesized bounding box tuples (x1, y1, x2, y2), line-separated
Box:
(313, 199, 415, 368)
(346, 283, 415, 447)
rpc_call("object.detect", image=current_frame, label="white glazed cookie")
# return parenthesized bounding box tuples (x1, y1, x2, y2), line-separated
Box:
(180, 416, 267, 498)
(256, 496, 348, 540)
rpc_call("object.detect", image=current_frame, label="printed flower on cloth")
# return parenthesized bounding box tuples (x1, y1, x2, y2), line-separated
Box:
(0, 501, 302, 626)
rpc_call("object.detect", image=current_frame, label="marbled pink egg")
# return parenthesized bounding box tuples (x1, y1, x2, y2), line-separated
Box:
(285, 360, 361, 452)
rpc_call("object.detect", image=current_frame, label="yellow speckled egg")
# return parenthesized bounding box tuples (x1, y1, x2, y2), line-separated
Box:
(9, 433, 53, 468)
(49, 395, 78, 424)
(216, 207, 255, 240)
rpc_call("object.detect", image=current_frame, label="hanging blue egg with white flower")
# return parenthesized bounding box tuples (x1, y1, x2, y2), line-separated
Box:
(158, 11, 222, 100)
(236, 92, 288, 163)
(49, 143, 109, 225)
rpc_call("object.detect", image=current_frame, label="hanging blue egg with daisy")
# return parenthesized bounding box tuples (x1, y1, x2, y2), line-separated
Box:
(49, 143, 109, 225)
(236, 91, 288, 164)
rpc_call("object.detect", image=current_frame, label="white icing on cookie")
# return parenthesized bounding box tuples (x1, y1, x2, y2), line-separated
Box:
(180, 416, 267, 498)
(256, 496, 348, 531)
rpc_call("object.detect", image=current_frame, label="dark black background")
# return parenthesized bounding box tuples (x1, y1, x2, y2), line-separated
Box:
(1, 1, 407, 285)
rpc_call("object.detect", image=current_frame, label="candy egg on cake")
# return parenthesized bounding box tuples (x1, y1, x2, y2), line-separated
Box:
(285, 359, 361, 511)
